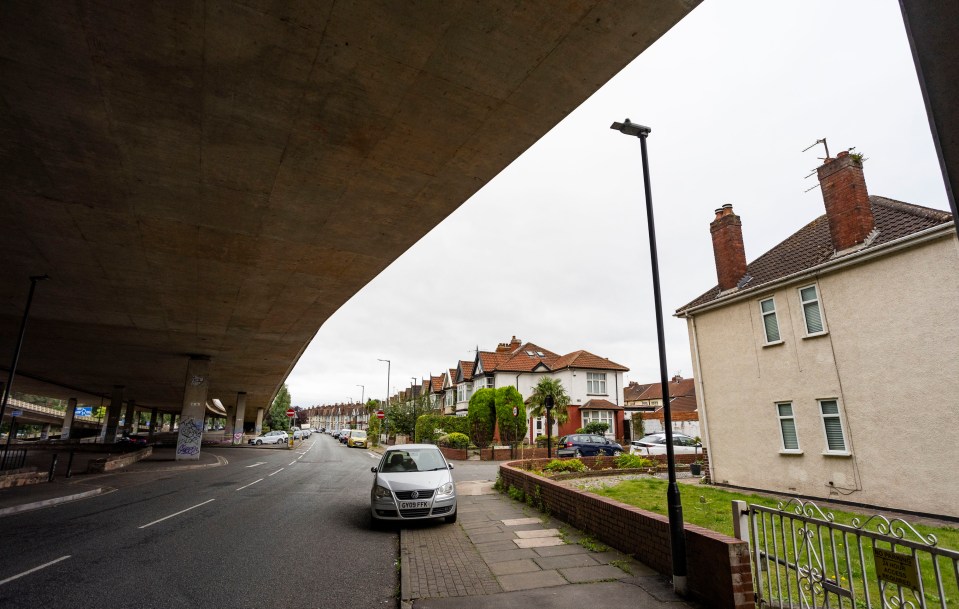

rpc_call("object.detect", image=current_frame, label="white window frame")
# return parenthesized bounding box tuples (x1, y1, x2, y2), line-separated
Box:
(456, 382, 473, 403)
(818, 399, 849, 455)
(445, 390, 454, 407)
(798, 284, 827, 336)
(760, 297, 782, 344)
(776, 402, 801, 453)
(581, 409, 614, 436)
(586, 372, 607, 395)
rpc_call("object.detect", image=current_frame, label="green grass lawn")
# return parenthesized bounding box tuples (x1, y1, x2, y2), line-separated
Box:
(595, 478, 959, 607)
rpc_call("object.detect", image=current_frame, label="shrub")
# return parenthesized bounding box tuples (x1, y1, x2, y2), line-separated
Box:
(415, 414, 471, 445)
(507, 485, 525, 502)
(542, 458, 586, 473)
(467, 388, 496, 447)
(582, 422, 609, 436)
(444, 432, 469, 449)
(614, 453, 656, 469)
(494, 386, 527, 444)
(534, 434, 549, 447)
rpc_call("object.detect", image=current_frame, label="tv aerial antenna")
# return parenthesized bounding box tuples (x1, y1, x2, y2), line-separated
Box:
(802, 138, 831, 193)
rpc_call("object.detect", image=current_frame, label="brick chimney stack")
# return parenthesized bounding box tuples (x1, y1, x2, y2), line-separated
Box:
(817, 150, 875, 251)
(710, 203, 747, 291)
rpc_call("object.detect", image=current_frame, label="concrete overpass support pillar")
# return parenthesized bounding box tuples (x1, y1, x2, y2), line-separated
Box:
(41, 423, 51, 440)
(232, 392, 247, 445)
(104, 386, 124, 443)
(61, 397, 77, 440)
(124, 399, 136, 435)
(148, 408, 158, 438)
(255, 407, 264, 435)
(175, 356, 210, 461)
(223, 400, 237, 444)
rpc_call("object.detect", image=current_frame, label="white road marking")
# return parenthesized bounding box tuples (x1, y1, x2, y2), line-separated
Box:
(289, 461, 297, 465)
(0, 556, 71, 586)
(138, 499, 216, 529)
(245, 462, 267, 468)
(367, 452, 379, 459)
(297, 455, 303, 460)
(268, 468, 284, 476)
(235, 479, 263, 491)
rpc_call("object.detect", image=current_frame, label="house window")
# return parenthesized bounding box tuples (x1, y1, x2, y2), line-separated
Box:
(587, 372, 607, 395)
(760, 297, 781, 343)
(457, 383, 473, 403)
(535, 417, 543, 434)
(480, 376, 494, 389)
(799, 285, 825, 335)
(776, 402, 800, 451)
(445, 390, 454, 407)
(582, 410, 613, 435)
(819, 399, 847, 453)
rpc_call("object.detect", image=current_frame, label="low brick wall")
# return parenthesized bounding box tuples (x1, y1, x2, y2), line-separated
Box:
(499, 460, 753, 609)
(87, 446, 153, 473)
(0, 468, 47, 489)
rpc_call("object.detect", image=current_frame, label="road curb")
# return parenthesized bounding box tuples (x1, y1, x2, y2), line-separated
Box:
(400, 528, 411, 606)
(0, 488, 106, 517)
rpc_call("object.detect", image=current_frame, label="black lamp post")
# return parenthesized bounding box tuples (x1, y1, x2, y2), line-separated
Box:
(610, 118, 687, 594)
(378, 358, 390, 443)
(0, 275, 50, 431)
(544, 394, 554, 458)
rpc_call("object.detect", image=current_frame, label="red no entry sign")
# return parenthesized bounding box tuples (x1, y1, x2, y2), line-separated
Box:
(286, 408, 295, 417)
(376, 410, 385, 419)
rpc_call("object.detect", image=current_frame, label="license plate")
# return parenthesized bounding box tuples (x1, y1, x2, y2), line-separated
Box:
(399, 501, 428, 509)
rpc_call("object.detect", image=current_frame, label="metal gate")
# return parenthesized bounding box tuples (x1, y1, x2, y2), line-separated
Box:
(733, 498, 959, 608)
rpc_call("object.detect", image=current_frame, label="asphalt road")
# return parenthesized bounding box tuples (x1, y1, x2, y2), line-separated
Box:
(0, 435, 403, 608)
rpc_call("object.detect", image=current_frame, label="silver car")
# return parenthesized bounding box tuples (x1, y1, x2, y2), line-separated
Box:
(370, 444, 457, 525)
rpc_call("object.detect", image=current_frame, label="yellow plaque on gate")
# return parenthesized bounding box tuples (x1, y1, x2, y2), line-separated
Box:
(873, 547, 920, 590)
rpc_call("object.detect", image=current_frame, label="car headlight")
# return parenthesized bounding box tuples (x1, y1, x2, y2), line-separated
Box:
(436, 482, 455, 498)
(373, 485, 392, 500)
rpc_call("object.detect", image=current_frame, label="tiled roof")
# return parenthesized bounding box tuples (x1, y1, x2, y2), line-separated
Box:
(477, 351, 511, 372)
(430, 375, 444, 393)
(677, 196, 954, 313)
(457, 360, 474, 381)
(580, 398, 623, 411)
(549, 350, 629, 372)
(664, 395, 698, 413)
(624, 382, 654, 402)
(496, 342, 558, 372)
(638, 377, 696, 401)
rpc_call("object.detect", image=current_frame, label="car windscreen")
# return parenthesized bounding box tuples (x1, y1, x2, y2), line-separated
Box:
(381, 449, 446, 473)
(352, 430, 366, 438)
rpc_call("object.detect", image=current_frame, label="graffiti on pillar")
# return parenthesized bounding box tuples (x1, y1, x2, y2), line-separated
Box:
(233, 432, 243, 444)
(176, 416, 203, 456)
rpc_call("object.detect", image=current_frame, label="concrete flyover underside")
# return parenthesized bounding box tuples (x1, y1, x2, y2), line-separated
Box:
(0, 1, 701, 419)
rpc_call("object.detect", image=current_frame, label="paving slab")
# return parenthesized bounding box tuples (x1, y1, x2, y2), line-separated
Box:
(514, 528, 560, 539)
(501, 517, 540, 526)
(474, 540, 521, 553)
(533, 554, 601, 570)
(533, 544, 591, 557)
(497, 569, 568, 592)
(514, 537, 565, 549)
(560, 564, 630, 583)
(410, 580, 701, 608)
(476, 548, 538, 564)
(488, 559, 541, 576)
(468, 531, 516, 544)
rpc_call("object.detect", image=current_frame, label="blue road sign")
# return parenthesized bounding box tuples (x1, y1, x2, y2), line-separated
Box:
(75, 406, 93, 417)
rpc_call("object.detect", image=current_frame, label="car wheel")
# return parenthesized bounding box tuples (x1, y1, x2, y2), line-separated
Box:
(255, 440, 262, 445)
(573, 449, 581, 458)
(445, 511, 457, 524)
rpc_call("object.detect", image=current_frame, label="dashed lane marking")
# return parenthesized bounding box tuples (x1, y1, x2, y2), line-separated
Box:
(235, 479, 264, 492)
(268, 468, 284, 476)
(0, 556, 71, 587)
(138, 499, 216, 529)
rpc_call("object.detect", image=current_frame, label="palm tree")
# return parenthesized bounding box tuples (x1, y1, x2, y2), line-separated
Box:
(527, 377, 570, 425)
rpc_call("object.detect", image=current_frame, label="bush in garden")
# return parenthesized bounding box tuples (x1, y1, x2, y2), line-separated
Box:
(494, 386, 527, 444)
(444, 432, 469, 449)
(542, 458, 586, 473)
(467, 388, 496, 447)
(614, 454, 656, 469)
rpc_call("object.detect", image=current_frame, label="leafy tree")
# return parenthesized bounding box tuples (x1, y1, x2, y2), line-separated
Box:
(527, 376, 571, 426)
(267, 384, 292, 431)
(494, 386, 527, 445)
(467, 388, 496, 447)
(385, 397, 417, 438)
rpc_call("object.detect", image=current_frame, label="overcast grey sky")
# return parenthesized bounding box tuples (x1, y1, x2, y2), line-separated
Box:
(286, 0, 949, 407)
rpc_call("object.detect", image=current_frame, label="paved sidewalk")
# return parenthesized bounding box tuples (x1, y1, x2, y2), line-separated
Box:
(401, 480, 700, 608)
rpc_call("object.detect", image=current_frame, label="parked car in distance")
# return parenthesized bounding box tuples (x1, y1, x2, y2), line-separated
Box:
(248, 430, 289, 445)
(630, 432, 701, 456)
(331, 429, 342, 439)
(339, 430, 353, 444)
(370, 444, 457, 526)
(348, 429, 368, 448)
(117, 434, 149, 446)
(556, 434, 624, 457)
(292, 428, 304, 440)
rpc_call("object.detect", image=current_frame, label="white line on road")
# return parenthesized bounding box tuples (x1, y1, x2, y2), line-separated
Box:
(367, 452, 379, 459)
(138, 499, 216, 529)
(0, 556, 71, 586)
(268, 468, 284, 476)
(235, 479, 263, 491)
(297, 455, 303, 460)
(289, 461, 297, 465)
(245, 462, 267, 468)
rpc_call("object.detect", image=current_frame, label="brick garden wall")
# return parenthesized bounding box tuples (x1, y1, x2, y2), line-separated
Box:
(499, 460, 753, 609)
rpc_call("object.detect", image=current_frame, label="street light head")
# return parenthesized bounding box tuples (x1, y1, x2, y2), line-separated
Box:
(610, 118, 650, 138)
(544, 394, 554, 409)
